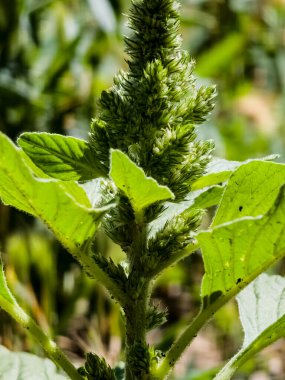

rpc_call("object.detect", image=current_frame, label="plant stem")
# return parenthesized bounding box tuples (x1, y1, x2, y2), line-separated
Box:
(124, 211, 152, 380)
(213, 354, 243, 380)
(124, 280, 151, 380)
(0, 295, 82, 380)
(153, 304, 218, 379)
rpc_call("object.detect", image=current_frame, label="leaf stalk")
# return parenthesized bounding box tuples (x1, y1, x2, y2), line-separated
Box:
(0, 295, 83, 380)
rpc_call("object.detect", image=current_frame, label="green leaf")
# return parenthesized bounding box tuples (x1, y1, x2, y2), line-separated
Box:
(0, 133, 126, 303)
(0, 133, 105, 253)
(215, 274, 285, 379)
(193, 185, 224, 210)
(0, 346, 67, 380)
(213, 161, 285, 227)
(192, 158, 240, 190)
(59, 181, 92, 209)
(197, 185, 285, 310)
(238, 274, 285, 347)
(18, 132, 104, 181)
(192, 155, 278, 190)
(20, 149, 92, 208)
(110, 149, 174, 212)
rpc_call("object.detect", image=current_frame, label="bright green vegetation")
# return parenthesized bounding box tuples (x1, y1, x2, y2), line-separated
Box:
(0, 1, 285, 379)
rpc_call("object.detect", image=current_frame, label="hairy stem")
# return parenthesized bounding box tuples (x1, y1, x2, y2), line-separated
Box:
(124, 212, 152, 379)
(0, 295, 82, 380)
(124, 280, 151, 380)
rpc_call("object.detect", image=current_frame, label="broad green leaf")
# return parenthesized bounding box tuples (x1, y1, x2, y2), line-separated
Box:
(238, 274, 285, 347)
(0, 133, 126, 303)
(193, 185, 224, 210)
(20, 149, 92, 208)
(192, 158, 240, 190)
(192, 155, 278, 190)
(59, 181, 92, 209)
(213, 161, 285, 227)
(110, 149, 174, 212)
(18, 132, 104, 181)
(0, 133, 106, 253)
(197, 185, 285, 310)
(0, 346, 67, 380)
(215, 274, 285, 379)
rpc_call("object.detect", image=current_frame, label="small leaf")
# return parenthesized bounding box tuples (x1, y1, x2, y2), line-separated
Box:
(110, 149, 174, 212)
(193, 185, 224, 210)
(0, 346, 67, 380)
(215, 274, 285, 379)
(192, 158, 240, 190)
(213, 160, 285, 227)
(18, 132, 104, 181)
(197, 185, 285, 310)
(192, 155, 278, 190)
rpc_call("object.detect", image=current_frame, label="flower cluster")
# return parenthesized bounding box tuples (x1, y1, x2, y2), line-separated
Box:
(90, 0, 216, 203)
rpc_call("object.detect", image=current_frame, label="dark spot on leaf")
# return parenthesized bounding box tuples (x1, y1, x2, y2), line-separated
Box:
(239, 206, 243, 212)
(236, 278, 242, 285)
(229, 238, 233, 245)
(209, 290, 223, 303)
(202, 290, 223, 308)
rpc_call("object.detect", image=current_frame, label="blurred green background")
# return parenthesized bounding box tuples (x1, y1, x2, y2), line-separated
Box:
(1, 0, 285, 379)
